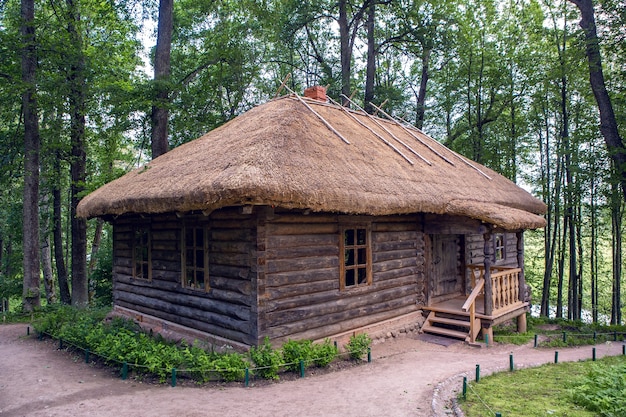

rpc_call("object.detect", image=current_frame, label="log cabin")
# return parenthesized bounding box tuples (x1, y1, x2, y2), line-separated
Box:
(77, 86, 546, 349)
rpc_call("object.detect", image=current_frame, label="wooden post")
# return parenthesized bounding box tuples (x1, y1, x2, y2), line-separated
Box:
(516, 231, 526, 301)
(483, 231, 493, 316)
(516, 231, 527, 333)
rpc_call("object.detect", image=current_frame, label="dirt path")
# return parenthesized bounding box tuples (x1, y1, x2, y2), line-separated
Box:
(1, 323, 624, 417)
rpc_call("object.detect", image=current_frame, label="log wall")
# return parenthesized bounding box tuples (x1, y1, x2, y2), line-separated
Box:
(466, 233, 519, 267)
(112, 208, 257, 346)
(258, 211, 424, 345)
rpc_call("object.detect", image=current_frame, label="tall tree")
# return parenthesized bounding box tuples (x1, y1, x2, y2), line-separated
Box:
(151, 0, 173, 159)
(66, 0, 89, 307)
(568, 0, 626, 202)
(21, 0, 41, 311)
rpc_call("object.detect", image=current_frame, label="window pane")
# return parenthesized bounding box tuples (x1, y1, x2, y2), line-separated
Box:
(345, 249, 355, 266)
(357, 229, 366, 245)
(345, 269, 355, 287)
(196, 271, 204, 289)
(357, 268, 367, 284)
(186, 249, 194, 266)
(196, 228, 204, 247)
(195, 250, 204, 268)
(357, 248, 367, 264)
(345, 229, 355, 245)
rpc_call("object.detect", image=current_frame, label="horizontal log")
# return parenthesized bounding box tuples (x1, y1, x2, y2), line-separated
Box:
(374, 239, 418, 252)
(267, 233, 338, 249)
(151, 230, 178, 241)
(211, 228, 253, 242)
(423, 214, 489, 234)
(373, 257, 418, 273)
(115, 282, 251, 319)
(267, 222, 338, 235)
(115, 300, 252, 345)
(211, 253, 252, 267)
(270, 213, 337, 224)
(372, 249, 418, 263)
(372, 222, 417, 233)
(210, 264, 251, 280)
(265, 245, 337, 260)
(266, 256, 338, 274)
(268, 305, 418, 344)
(265, 295, 418, 340)
(265, 267, 338, 287)
(372, 230, 418, 243)
(374, 266, 420, 283)
(209, 241, 251, 254)
(209, 207, 252, 220)
(151, 249, 180, 262)
(265, 285, 416, 326)
(267, 279, 337, 300)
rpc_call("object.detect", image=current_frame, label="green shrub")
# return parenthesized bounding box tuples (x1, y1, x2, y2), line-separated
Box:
(249, 337, 282, 380)
(571, 362, 626, 416)
(345, 333, 371, 361)
(312, 338, 338, 367)
(281, 339, 314, 372)
(211, 352, 247, 382)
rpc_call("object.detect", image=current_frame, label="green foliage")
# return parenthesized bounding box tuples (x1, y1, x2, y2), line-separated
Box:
(312, 338, 338, 367)
(570, 362, 626, 417)
(249, 337, 282, 380)
(281, 339, 314, 371)
(210, 352, 247, 382)
(461, 356, 626, 417)
(345, 333, 372, 361)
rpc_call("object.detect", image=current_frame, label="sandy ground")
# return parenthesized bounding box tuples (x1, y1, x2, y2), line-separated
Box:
(1, 323, 625, 417)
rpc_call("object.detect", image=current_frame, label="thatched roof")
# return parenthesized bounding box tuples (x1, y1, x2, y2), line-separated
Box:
(77, 94, 546, 230)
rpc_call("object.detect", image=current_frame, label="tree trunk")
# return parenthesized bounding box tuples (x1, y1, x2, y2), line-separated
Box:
(150, 0, 173, 159)
(53, 154, 71, 304)
(590, 173, 598, 322)
(363, 2, 375, 114)
(21, 0, 41, 312)
(338, 0, 351, 105)
(40, 193, 56, 304)
(67, 0, 88, 307)
(415, 47, 431, 130)
(611, 179, 622, 325)
(569, 0, 626, 202)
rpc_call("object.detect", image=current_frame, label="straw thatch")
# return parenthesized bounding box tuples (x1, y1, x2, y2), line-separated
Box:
(77, 95, 546, 230)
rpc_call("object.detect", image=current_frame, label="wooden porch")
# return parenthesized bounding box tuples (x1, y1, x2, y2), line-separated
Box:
(422, 265, 529, 343)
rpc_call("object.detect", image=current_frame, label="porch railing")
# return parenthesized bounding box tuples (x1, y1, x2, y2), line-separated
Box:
(467, 265, 523, 315)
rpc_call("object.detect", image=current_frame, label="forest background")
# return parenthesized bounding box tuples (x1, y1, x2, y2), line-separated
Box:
(0, 0, 624, 324)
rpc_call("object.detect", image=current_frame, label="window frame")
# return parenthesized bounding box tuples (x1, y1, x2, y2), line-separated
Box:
(494, 233, 506, 262)
(339, 223, 373, 291)
(131, 224, 152, 281)
(181, 223, 210, 292)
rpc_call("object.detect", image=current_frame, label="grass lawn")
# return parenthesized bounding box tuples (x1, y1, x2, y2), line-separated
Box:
(459, 355, 626, 417)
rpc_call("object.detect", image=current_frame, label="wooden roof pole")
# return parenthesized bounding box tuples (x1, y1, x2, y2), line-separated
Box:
(327, 97, 415, 166)
(368, 102, 455, 166)
(395, 115, 493, 180)
(283, 84, 351, 145)
(341, 94, 432, 166)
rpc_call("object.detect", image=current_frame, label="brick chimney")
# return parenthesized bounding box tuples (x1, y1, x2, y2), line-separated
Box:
(303, 85, 327, 102)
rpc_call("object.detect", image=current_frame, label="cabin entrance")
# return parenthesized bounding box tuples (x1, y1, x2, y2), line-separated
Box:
(428, 234, 465, 304)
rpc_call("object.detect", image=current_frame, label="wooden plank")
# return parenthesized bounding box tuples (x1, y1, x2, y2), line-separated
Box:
(265, 244, 338, 260)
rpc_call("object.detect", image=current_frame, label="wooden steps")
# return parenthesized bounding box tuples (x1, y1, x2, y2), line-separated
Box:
(421, 310, 478, 342)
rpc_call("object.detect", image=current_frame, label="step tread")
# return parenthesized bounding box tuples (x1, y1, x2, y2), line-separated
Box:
(422, 325, 469, 340)
(428, 316, 471, 327)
